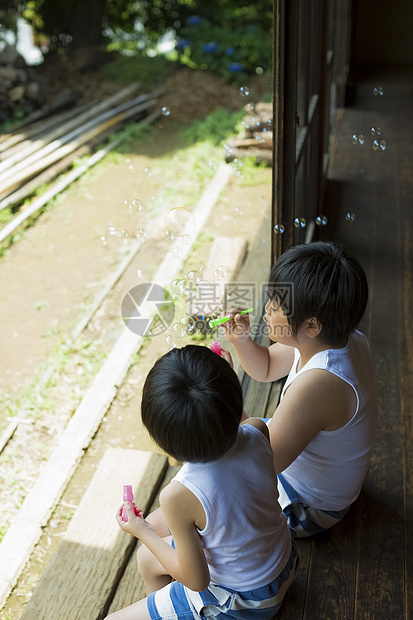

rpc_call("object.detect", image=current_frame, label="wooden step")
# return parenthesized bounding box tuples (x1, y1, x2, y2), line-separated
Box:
(20, 448, 168, 620)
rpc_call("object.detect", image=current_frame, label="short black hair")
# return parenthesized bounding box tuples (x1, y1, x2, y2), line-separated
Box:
(268, 241, 368, 346)
(141, 345, 243, 462)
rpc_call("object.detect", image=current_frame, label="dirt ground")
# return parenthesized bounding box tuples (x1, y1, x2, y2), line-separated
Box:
(0, 55, 273, 618)
(0, 57, 272, 411)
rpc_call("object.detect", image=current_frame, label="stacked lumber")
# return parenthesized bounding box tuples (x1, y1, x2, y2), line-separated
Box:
(0, 44, 49, 123)
(224, 102, 273, 166)
(0, 83, 163, 241)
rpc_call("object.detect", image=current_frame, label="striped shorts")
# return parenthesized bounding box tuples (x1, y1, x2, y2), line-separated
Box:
(277, 473, 350, 538)
(147, 540, 297, 620)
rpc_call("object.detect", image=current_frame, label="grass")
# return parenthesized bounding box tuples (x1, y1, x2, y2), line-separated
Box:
(98, 53, 178, 90)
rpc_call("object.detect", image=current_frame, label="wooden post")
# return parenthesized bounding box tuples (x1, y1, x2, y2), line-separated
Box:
(272, 0, 298, 265)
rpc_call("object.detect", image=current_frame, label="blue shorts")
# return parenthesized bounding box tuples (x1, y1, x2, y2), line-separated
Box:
(277, 473, 350, 538)
(147, 540, 297, 620)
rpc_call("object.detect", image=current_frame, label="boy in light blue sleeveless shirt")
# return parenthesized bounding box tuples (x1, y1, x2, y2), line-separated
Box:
(222, 241, 379, 538)
(105, 345, 296, 620)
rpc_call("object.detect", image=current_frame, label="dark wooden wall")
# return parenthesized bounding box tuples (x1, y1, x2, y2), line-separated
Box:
(352, 0, 413, 65)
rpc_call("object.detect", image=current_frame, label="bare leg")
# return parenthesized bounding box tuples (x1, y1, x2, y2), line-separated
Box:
(137, 535, 173, 595)
(104, 596, 151, 620)
(145, 507, 170, 537)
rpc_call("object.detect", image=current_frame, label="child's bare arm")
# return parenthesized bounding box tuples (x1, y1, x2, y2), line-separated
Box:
(222, 310, 294, 381)
(268, 369, 357, 473)
(117, 482, 209, 592)
(242, 417, 270, 440)
(159, 482, 210, 591)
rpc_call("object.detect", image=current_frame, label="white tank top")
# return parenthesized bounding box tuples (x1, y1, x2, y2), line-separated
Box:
(280, 330, 379, 511)
(173, 424, 291, 590)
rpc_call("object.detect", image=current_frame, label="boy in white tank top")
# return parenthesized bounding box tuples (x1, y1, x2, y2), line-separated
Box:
(222, 241, 379, 537)
(105, 345, 296, 620)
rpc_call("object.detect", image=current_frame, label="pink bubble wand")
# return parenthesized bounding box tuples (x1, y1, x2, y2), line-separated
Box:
(122, 485, 143, 522)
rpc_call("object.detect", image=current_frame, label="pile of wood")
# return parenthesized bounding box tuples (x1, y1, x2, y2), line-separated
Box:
(224, 102, 273, 166)
(0, 82, 163, 243)
(0, 44, 49, 123)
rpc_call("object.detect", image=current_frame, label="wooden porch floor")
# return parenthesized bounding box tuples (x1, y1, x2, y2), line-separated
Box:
(273, 63, 413, 619)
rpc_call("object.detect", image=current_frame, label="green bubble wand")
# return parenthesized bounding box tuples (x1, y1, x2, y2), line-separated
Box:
(209, 308, 254, 329)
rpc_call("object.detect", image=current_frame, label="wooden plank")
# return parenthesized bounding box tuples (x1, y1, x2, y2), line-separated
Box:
(350, 169, 405, 619)
(321, 73, 409, 618)
(0, 96, 159, 198)
(400, 160, 413, 619)
(108, 465, 181, 615)
(0, 84, 140, 177)
(20, 449, 168, 620)
(302, 501, 360, 619)
(274, 539, 311, 619)
(265, 379, 285, 418)
(243, 378, 272, 418)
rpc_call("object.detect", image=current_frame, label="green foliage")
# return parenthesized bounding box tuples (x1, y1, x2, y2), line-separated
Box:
(18, 1, 272, 81)
(98, 53, 177, 89)
(0, 108, 25, 135)
(109, 119, 156, 150)
(182, 107, 245, 146)
(176, 9, 272, 82)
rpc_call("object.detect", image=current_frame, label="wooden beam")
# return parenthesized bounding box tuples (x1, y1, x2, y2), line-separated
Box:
(19, 449, 168, 620)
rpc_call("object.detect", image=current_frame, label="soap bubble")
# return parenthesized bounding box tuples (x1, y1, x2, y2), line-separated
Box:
(345, 212, 356, 222)
(352, 134, 365, 145)
(183, 234, 193, 245)
(108, 224, 122, 237)
(240, 86, 250, 96)
(173, 246, 184, 258)
(315, 215, 328, 227)
(143, 167, 152, 176)
(274, 224, 285, 234)
(373, 86, 384, 96)
(161, 106, 171, 116)
(294, 217, 307, 229)
(136, 229, 147, 243)
(370, 126, 382, 136)
(179, 315, 196, 335)
(131, 199, 144, 212)
(171, 322, 187, 338)
(100, 236, 107, 246)
(372, 139, 386, 151)
(245, 103, 255, 114)
(165, 207, 196, 237)
(165, 229, 176, 241)
(214, 265, 229, 280)
(187, 270, 201, 284)
(170, 278, 188, 297)
(165, 335, 178, 348)
(137, 269, 143, 278)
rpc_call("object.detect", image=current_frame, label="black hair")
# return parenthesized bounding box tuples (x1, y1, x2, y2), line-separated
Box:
(141, 345, 243, 463)
(268, 241, 368, 346)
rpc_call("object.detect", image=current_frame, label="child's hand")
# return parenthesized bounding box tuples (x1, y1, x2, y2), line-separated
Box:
(221, 308, 251, 344)
(219, 348, 234, 369)
(116, 502, 151, 538)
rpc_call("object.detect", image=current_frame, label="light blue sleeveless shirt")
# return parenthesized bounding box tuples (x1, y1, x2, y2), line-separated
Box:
(173, 424, 291, 590)
(280, 330, 379, 511)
